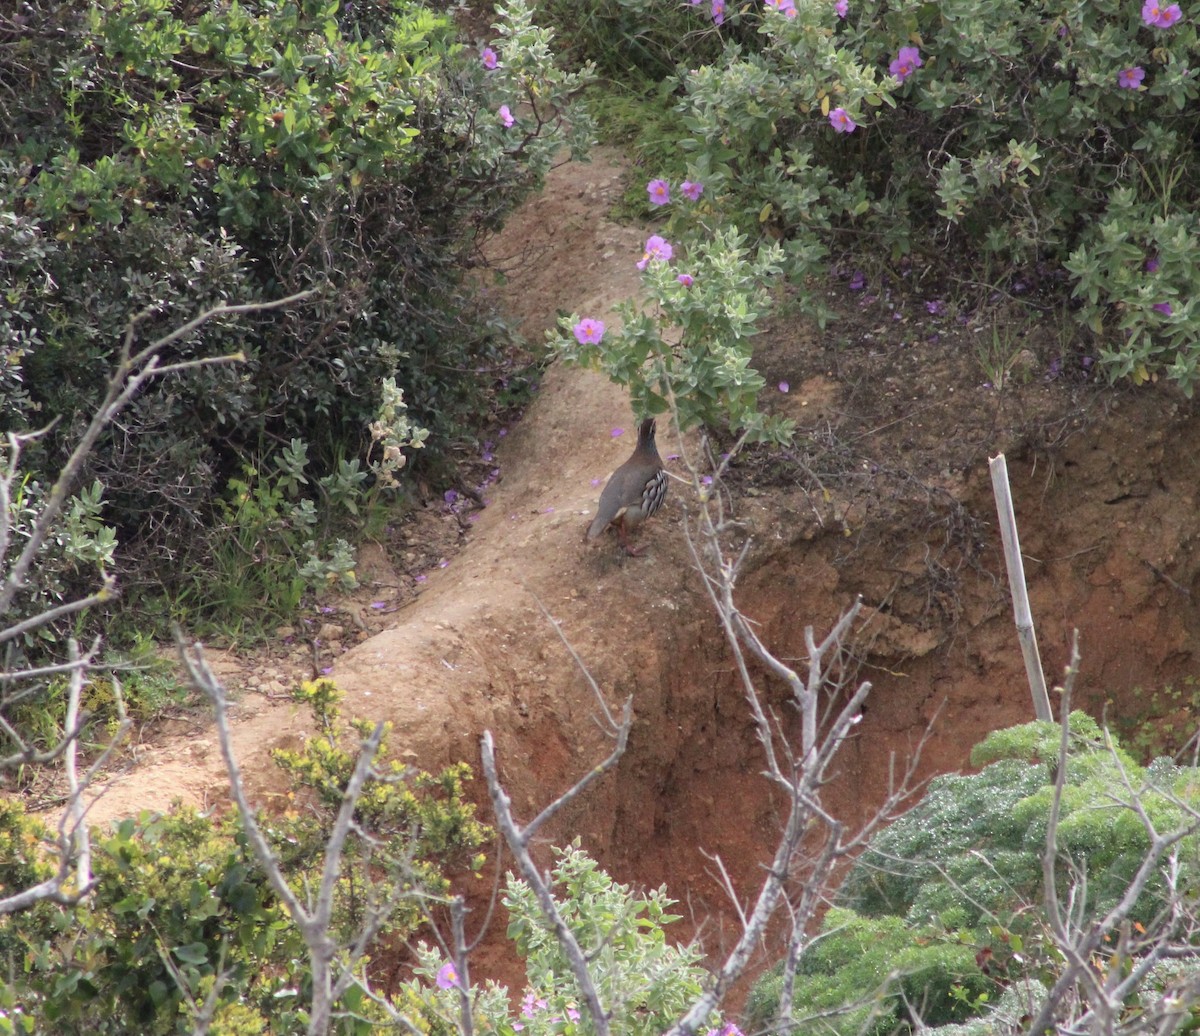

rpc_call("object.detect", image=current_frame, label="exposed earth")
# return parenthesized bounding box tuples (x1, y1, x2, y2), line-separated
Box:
(81, 146, 1200, 994)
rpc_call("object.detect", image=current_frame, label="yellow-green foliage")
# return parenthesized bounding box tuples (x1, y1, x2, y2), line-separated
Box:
(0, 679, 490, 1034)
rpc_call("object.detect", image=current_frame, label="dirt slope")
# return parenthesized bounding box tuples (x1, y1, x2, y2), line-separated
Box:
(82, 144, 1200, 992)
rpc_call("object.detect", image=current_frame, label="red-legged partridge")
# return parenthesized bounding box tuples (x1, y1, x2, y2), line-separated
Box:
(586, 417, 668, 556)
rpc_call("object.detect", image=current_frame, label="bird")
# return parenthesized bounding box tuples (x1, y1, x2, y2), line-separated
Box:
(586, 417, 668, 556)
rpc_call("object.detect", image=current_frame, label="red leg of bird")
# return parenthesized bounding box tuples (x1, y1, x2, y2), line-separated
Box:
(617, 517, 647, 557)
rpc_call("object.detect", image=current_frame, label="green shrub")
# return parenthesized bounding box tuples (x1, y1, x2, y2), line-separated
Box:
(2, 0, 590, 621)
(748, 715, 1200, 1034)
(600, 0, 1200, 392)
(553, 224, 794, 442)
(745, 908, 992, 1036)
(406, 845, 725, 1036)
(0, 678, 490, 1034)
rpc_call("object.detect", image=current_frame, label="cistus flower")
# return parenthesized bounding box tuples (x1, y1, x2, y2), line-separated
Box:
(711, 0, 726, 24)
(835, 0, 849, 16)
(1146, 255, 1161, 272)
(766, 0, 798, 15)
(498, 104, 514, 127)
(1153, 301, 1174, 315)
(521, 993, 548, 1018)
(1118, 66, 1146, 89)
(480, 47, 498, 69)
(677, 273, 694, 287)
(637, 234, 673, 269)
(573, 318, 605, 344)
(1142, 1, 1183, 27)
(436, 962, 460, 989)
(889, 45, 923, 80)
(680, 180, 704, 201)
(647, 178, 671, 206)
(828, 107, 857, 133)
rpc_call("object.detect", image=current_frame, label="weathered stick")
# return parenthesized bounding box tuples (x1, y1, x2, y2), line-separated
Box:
(989, 453, 1053, 722)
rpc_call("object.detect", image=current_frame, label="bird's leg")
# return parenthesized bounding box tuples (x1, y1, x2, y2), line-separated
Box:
(617, 517, 648, 557)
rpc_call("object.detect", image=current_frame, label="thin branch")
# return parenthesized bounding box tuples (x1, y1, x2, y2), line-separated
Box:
(480, 729, 614, 1036)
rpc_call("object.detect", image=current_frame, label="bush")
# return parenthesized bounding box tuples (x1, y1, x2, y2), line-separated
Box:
(748, 715, 1200, 1034)
(406, 845, 726, 1036)
(1, 0, 591, 620)
(588, 0, 1200, 393)
(0, 679, 489, 1034)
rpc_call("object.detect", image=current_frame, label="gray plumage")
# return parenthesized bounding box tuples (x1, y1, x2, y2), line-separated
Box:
(586, 417, 667, 554)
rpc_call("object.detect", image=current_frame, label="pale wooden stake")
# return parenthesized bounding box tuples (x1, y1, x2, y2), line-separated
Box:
(989, 453, 1054, 722)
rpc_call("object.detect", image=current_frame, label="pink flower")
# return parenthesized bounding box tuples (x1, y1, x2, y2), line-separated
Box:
(677, 273, 694, 287)
(498, 104, 515, 127)
(1153, 301, 1174, 315)
(573, 318, 605, 344)
(835, 0, 849, 16)
(766, 0, 798, 15)
(1142, 1, 1183, 27)
(436, 962, 460, 989)
(680, 180, 704, 201)
(778, 380, 790, 393)
(711, 0, 725, 23)
(828, 107, 857, 133)
(889, 46, 923, 81)
(637, 234, 673, 269)
(647, 178, 671, 206)
(1118, 67, 1146, 89)
(481, 47, 498, 69)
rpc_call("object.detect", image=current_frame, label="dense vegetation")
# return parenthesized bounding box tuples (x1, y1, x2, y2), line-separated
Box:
(546, 0, 1200, 447)
(6, 0, 1200, 1032)
(1, 0, 589, 631)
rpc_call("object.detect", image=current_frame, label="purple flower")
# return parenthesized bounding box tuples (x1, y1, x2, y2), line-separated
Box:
(443, 489, 459, 506)
(481, 47, 498, 69)
(835, 0, 849, 16)
(1118, 67, 1146, 89)
(889, 46, 923, 81)
(573, 318, 606, 344)
(848, 269, 866, 291)
(566, 1008, 581, 1022)
(925, 299, 945, 315)
(766, 0, 798, 15)
(436, 962, 460, 989)
(521, 993, 548, 1018)
(611, 427, 625, 437)
(680, 180, 704, 201)
(677, 273, 694, 287)
(498, 104, 515, 127)
(829, 107, 857, 133)
(778, 380, 790, 393)
(637, 234, 673, 269)
(711, 0, 725, 23)
(647, 178, 671, 206)
(1146, 256, 1160, 272)
(1153, 301, 1174, 315)
(1142, 1, 1183, 27)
